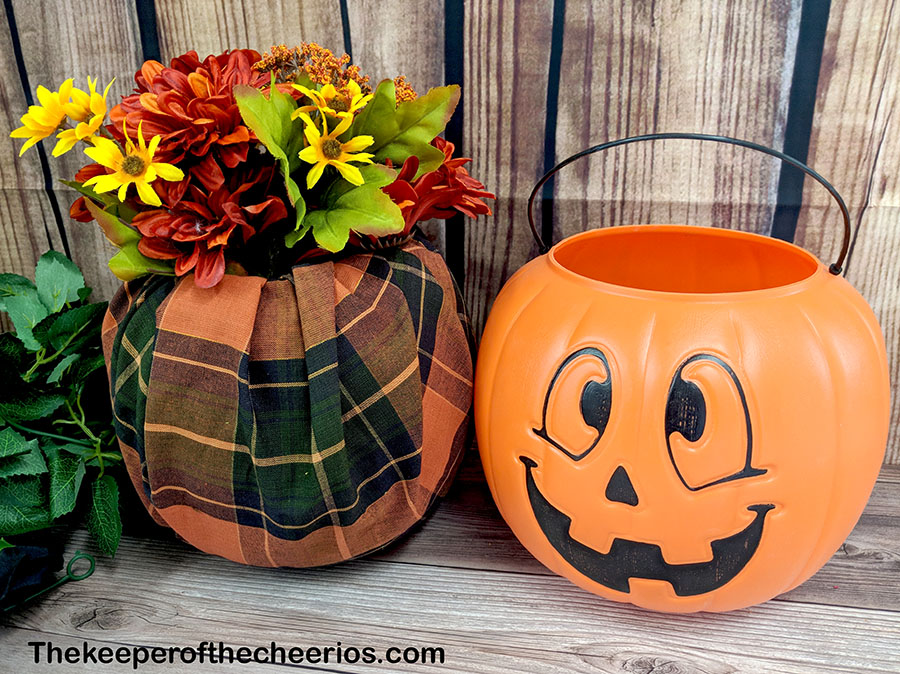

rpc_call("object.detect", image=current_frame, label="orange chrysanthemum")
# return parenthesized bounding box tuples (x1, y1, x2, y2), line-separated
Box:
(109, 50, 266, 192)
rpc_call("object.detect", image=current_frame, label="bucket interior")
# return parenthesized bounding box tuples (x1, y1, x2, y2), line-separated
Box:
(551, 226, 820, 294)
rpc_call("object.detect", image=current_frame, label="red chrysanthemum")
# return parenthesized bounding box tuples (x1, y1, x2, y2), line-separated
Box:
(109, 49, 266, 193)
(132, 163, 287, 288)
(381, 137, 495, 237)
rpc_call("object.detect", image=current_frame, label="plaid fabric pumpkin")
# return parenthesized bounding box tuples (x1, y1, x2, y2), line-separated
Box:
(101, 239, 473, 567)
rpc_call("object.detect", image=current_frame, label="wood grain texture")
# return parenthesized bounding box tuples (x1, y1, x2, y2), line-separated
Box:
(552, 0, 802, 241)
(0, 461, 897, 673)
(794, 1, 900, 463)
(463, 0, 555, 334)
(0, 6, 63, 285)
(8, 0, 144, 300)
(153, 0, 344, 60)
(345, 0, 448, 252)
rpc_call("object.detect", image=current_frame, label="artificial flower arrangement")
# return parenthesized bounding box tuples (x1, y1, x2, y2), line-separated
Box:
(9, 44, 491, 570)
(11, 44, 493, 288)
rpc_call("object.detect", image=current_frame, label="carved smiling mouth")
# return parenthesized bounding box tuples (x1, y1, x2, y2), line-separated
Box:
(521, 456, 774, 596)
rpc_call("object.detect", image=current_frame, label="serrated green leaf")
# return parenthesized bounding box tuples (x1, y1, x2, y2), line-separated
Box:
(83, 198, 141, 248)
(0, 390, 66, 423)
(0, 427, 32, 459)
(0, 273, 37, 314)
(306, 183, 405, 252)
(107, 242, 175, 282)
(88, 475, 121, 557)
(324, 164, 398, 203)
(287, 164, 401, 249)
(47, 354, 80, 384)
(43, 303, 106, 353)
(45, 444, 86, 520)
(71, 353, 106, 382)
(30, 312, 57, 350)
(0, 443, 48, 478)
(77, 286, 93, 302)
(3, 294, 49, 351)
(0, 333, 26, 371)
(351, 81, 459, 177)
(234, 80, 307, 229)
(0, 475, 51, 536)
(35, 251, 85, 313)
(306, 210, 351, 252)
(0, 538, 13, 551)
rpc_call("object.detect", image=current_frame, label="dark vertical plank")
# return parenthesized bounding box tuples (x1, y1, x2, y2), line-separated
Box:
(444, 0, 465, 284)
(770, 0, 831, 242)
(794, 1, 900, 462)
(463, 0, 555, 335)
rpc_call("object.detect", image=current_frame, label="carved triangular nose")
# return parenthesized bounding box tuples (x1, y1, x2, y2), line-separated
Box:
(605, 465, 638, 506)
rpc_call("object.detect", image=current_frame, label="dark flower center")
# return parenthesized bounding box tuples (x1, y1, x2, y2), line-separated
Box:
(121, 154, 146, 176)
(322, 139, 343, 159)
(329, 96, 350, 113)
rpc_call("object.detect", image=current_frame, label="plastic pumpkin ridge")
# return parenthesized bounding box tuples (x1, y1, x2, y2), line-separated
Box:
(474, 134, 890, 613)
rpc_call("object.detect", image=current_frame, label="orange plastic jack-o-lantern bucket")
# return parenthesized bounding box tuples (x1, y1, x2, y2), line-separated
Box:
(475, 134, 890, 613)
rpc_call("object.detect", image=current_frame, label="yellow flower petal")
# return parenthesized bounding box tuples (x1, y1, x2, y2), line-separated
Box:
(83, 173, 122, 194)
(332, 114, 353, 137)
(146, 133, 161, 158)
(17, 136, 40, 157)
(137, 121, 147, 152)
(298, 145, 319, 163)
(9, 126, 35, 139)
(135, 180, 161, 206)
(153, 162, 184, 181)
(341, 135, 374, 153)
(58, 78, 74, 101)
(83, 137, 123, 169)
(347, 152, 374, 164)
(306, 161, 326, 189)
(35, 85, 55, 109)
(117, 182, 129, 201)
(52, 130, 79, 157)
(293, 85, 323, 106)
(332, 161, 364, 185)
(27, 105, 60, 127)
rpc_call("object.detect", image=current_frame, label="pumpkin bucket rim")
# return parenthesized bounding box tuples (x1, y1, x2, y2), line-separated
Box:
(546, 224, 828, 301)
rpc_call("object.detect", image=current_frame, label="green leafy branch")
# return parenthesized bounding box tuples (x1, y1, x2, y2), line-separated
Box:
(0, 252, 123, 556)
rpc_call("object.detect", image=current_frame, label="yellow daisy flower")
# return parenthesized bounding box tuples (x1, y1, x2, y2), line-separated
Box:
(53, 77, 115, 157)
(292, 79, 373, 119)
(82, 121, 184, 206)
(9, 79, 75, 157)
(297, 112, 374, 188)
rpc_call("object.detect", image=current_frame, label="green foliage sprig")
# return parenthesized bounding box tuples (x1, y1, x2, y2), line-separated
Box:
(0, 252, 122, 556)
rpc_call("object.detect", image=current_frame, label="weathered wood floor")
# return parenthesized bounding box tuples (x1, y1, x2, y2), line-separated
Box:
(1, 456, 898, 673)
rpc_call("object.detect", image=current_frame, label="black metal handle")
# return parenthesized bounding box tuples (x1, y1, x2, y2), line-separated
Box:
(527, 132, 852, 275)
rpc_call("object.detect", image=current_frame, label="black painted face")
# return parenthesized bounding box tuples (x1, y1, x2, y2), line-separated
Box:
(524, 349, 773, 596)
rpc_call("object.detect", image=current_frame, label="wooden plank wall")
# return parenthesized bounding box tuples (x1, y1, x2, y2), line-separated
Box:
(0, 1, 897, 460)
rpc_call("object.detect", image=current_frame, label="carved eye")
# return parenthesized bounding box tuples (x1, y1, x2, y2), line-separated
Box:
(534, 347, 612, 461)
(665, 354, 766, 490)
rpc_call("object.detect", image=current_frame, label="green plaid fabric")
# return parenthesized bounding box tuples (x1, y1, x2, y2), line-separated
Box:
(102, 239, 473, 567)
